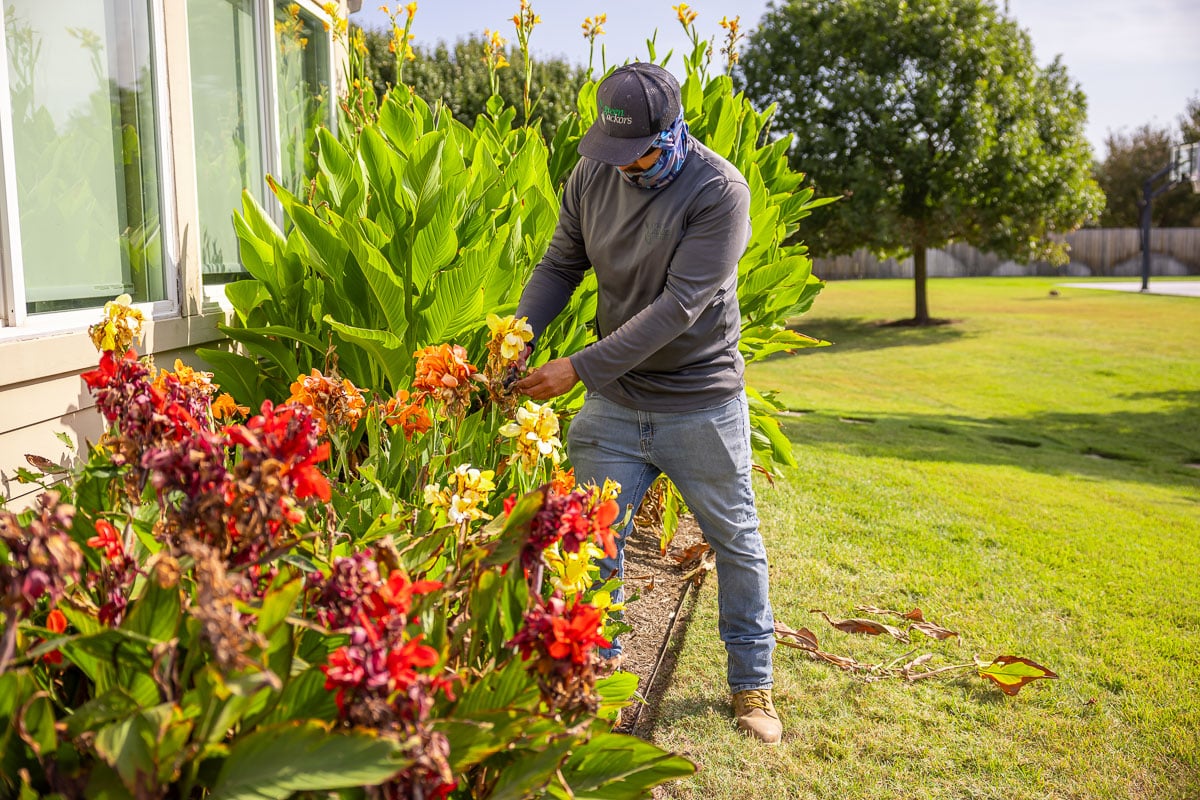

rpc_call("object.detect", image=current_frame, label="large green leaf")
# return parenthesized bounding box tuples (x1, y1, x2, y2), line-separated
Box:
(197, 347, 268, 410)
(218, 325, 301, 383)
(340, 221, 410, 337)
(404, 132, 447, 231)
(65, 688, 142, 739)
(122, 566, 182, 643)
(233, 191, 287, 296)
(93, 703, 193, 791)
(225, 280, 272, 325)
(207, 721, 406, 800)
(258, 667, 338, 726)
(316, 127, 367, 218)
(419, 264, 485, 345)
(550, 733, 697, 799)
(487, 738, 577, 800)
(325, 316, 410, 389)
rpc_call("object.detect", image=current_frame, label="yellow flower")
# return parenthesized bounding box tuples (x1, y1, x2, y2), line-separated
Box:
(592, 588, 624, 615)
(499, 400, 562, 469)
(405, 1, 417, 17)
(486, 313, 534, 364)
(581, 14, 607, 38)
(544, 540, 605, 596)
(597, 477, 622, 504)
(88, 293, 145, 353)
(673, 3, 698, 26)
(424, 463, 496, 524)
(288, 2, 300, 17)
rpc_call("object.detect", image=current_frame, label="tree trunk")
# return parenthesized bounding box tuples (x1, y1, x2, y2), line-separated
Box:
(912, 243, 930, 324)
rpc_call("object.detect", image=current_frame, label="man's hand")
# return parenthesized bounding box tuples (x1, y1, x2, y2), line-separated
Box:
(511, 357, 580, 401)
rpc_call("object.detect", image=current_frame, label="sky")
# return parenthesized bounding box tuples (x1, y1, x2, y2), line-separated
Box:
(350, 0, 1200, 157)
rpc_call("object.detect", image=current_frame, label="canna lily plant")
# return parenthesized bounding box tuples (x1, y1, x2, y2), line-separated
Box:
(0, 297, 692, 797)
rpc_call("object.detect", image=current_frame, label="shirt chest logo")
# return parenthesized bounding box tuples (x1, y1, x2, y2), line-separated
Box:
(643, 220, 673, 244)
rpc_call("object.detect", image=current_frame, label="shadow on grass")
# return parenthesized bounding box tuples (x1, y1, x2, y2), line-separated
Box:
(784, 317, 971, 356)
(779, 390, 1200, 491)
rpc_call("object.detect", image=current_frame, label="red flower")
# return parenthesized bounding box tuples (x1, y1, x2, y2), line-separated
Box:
(80, 348, 134, 390)
(86, 519, 125, 565)
(503, 493, 517, 516)
(386, 635, 440, 690)
(322, 645, 367, 712)
(590, 499, 619, 559)
(546, 602, 609, 664)
(509, 595, 610, 666)
(42, 608, 68, 665)
(366, 571, 443, 620)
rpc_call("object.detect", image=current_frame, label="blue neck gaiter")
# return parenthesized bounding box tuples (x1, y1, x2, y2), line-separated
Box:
(620, 110, 690, 190)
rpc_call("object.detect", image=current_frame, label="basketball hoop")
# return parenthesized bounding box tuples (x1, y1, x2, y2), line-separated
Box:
(1169, 141, 1200, 192)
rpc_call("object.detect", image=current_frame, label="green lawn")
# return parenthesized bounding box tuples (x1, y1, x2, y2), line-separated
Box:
(650, 277, 1200, 799)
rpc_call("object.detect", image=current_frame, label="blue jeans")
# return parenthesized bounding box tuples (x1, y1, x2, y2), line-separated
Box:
(566, 390, 775, 693)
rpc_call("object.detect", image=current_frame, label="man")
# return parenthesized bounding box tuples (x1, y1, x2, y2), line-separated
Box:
(511, 63, 781, 744)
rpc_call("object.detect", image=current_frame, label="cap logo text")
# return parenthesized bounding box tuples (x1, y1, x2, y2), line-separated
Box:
(600, 104, 634, 125)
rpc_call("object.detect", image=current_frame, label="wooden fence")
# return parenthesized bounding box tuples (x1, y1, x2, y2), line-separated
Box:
(812, 228, 1200, 280)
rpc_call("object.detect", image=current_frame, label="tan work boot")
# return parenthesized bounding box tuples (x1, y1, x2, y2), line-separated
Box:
(732, 688, 782, 744)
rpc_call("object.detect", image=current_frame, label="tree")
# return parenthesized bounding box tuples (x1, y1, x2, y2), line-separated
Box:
(353, 26, 585, 142)
(1093, 96, 1200, 228)
(736, 0, 1104, 324)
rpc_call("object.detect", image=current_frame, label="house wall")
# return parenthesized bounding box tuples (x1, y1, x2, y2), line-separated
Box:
(0, 1, 349, 507)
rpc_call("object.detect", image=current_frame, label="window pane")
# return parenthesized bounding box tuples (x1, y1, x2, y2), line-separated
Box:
(188, 0, 267, 282)
(4, 0, 167, 314)
(275, 2, 331, 195)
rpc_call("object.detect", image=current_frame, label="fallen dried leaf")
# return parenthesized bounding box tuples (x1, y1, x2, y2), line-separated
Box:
(901, 653, 935, 678)
(854, 604, 925, 622)
(673, 542, 710, 569)
(812, 650, 861, 670)
(774, 622, 819, 651)
(909, 621, 959, 641)
(811, 609, 910, 643)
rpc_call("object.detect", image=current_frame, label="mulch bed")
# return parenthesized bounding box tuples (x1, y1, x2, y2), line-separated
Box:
(610, 516, 709, 738)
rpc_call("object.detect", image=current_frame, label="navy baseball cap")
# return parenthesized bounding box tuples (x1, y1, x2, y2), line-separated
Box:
(579, 63, 682, 166)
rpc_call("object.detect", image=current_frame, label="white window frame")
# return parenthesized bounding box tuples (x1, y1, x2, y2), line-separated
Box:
(202, 0, 336, 308)
(0, 0, 181, 340)
(0, 0, 338, 336)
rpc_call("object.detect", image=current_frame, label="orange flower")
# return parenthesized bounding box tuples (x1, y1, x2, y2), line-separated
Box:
(286, 369, 367, 434)
(412, 344, 481, 418)
(154, 358, 217, 396)
(211, 392, 250, 421)
(380, 389, 432, 439)
(551, 467, 575, 495)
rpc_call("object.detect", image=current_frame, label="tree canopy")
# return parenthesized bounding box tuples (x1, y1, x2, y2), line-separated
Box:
(736, 0, 1104, 323)
(1093, 95, 1200, 228)
(354, 26, 586, 142)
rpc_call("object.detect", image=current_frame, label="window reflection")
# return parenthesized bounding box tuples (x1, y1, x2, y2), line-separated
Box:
(188, 0, 268, 282)
(3, 0, 166, 314)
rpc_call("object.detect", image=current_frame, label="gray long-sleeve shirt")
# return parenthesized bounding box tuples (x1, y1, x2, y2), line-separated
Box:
(517, 140, 752, 412)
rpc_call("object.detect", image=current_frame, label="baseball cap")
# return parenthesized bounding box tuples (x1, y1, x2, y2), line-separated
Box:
(578, 63, 682, 166)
